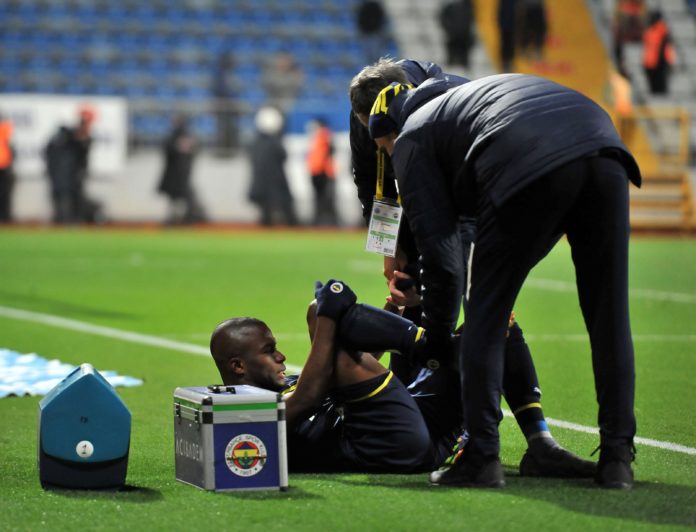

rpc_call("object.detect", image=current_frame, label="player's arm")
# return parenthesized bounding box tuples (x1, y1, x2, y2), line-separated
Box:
(284, 315, 337, 426)
(283, 280, 357, 426)
(393, 138, 464, 346)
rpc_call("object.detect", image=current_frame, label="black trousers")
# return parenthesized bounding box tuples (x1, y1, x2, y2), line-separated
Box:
(462, 155, 636, 456)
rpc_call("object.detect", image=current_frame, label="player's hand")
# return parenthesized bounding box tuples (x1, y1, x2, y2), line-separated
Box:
(314, 279, 357, 321)
(387, 270, 420, 308)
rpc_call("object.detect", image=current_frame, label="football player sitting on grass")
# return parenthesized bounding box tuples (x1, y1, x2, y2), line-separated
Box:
(210, 279, 595, 481)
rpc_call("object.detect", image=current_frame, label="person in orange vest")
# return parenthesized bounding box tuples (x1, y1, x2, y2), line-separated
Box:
(642, 10, 676, 95)
(0, 114, 15, 223)
(306, 117, 338, 226)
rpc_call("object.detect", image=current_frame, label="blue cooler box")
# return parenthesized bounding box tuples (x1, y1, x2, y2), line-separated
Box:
(37, 363, 131, 489)
(173, 385, 288, 491)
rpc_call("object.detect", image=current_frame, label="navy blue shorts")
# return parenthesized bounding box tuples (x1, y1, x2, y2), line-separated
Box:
(287, 369, 461, 473)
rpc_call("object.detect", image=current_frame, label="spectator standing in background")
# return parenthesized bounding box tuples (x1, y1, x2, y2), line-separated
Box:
(642, 10, 676, 95)
(612, 0, 645, 75)
(247, 106, 298, 227)
(518, 0, 547, 61)
(44, 107, 97, 224)
(438, 0, 475, 69)
(497, 0, 517, 72)
(0, 114, 15, 222)
(158, 115, 205, 225)
(306, 117, 338, 226)
(211, 51, 239, 156)
(355, 0, 390, 64)
(261, 52, 304, 116)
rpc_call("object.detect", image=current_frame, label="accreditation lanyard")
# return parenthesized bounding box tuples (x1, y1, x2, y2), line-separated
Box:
(365, 150, 403, 257)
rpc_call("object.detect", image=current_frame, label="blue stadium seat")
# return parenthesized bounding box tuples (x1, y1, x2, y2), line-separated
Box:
(0, 0, 396, 142)
(191, 114, 216, 142)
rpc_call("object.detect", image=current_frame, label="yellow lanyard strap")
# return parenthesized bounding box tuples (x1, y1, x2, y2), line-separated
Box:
(375, 150, 400, 204)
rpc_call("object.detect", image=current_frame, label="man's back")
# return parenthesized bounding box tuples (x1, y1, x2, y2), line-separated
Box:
(395, 74, 640, 211)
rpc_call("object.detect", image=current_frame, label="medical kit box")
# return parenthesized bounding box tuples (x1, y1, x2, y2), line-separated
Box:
(173, 385, 288, 491)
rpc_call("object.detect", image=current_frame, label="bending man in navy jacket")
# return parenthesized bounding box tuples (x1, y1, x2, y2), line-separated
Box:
(363, 75, 641, 489)
(349, 58, 596, 481)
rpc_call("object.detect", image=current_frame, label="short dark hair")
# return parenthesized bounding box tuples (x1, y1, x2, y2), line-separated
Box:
(349, 57, 408, 116)
(209, 317, 267, 375)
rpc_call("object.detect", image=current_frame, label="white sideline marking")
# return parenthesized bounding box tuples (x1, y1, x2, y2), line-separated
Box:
(503, 410, 696, 455)
(525, 334, 696, 342)
(0, 305, 303, 372)
(1, 304, 692, 455)
(175, 332, 309, 342)
(183, 332, 696, 343)
(527, 278, 696, 304)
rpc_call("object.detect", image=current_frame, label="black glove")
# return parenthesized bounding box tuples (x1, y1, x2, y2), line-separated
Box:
(314, 279, 357, 321)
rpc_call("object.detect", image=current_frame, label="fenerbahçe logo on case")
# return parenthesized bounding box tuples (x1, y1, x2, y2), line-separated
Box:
(225, 434, 268, 477)
(330, 282, 343, 294)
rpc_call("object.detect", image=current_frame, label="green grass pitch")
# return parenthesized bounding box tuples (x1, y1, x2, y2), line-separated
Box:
(1, 228, 695, 531)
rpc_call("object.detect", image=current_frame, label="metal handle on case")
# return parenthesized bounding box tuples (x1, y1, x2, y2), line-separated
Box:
(207, 384, 236, 394)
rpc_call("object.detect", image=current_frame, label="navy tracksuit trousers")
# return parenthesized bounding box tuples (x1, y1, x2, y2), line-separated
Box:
(462, 154, 637, 456)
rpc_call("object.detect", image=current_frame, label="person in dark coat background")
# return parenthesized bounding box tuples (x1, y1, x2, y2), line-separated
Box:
(364, 75, 641, 489)
(497, 0, 518, 72)
(247, 106, 298, 226)
(355, 0, 390, 64)
(158, 115, 204, 225)
(211, 51, 240, 156)
(518, 0, 548, 61)
(439, 0, 474, 68)
(44, 107, 97, 224)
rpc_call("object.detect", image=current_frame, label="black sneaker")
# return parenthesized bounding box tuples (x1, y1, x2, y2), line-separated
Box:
(430, 451, 505, 488)
(519, 442, 597, 478)
(595, 444, 635, 489)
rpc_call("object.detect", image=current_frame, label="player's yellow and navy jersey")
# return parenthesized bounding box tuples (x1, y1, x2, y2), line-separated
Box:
(282, 369, 461, 473)
(280, 375, 299, 396)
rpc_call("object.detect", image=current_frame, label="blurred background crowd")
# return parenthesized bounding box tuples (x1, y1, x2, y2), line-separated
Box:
(0, 0, 694, 230)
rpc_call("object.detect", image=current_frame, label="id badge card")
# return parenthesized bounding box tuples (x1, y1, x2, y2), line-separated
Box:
(365, 197, 402, 257)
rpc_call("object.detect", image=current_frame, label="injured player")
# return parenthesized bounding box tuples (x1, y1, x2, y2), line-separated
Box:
(210, 279, 595, 477)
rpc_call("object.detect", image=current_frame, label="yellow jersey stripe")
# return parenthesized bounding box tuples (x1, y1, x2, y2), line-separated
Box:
(281, 384, 297, 396)
(346, 371, 394, 403)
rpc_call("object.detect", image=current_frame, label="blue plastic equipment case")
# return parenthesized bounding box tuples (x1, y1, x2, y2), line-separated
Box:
(37, 363, 131, 489)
